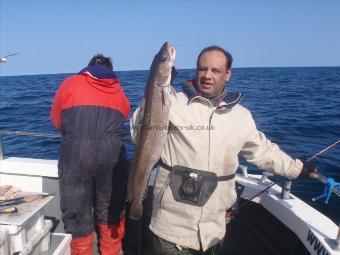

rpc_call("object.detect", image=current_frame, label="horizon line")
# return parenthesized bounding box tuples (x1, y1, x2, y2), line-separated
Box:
(1, 65, 339, 78)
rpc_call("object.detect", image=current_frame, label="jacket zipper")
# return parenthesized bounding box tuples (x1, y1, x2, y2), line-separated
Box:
(160, 176, 170, 210)
(208, 109, 216, 171)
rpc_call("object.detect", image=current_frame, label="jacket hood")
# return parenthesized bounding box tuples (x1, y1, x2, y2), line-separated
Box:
(182, 80, 244, 110)
(78, 64, 121, 94)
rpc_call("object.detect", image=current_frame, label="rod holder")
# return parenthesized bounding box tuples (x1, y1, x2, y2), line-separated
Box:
(281, 180, 292, 199)
(239, 165, 248, 177)
(260, 172, 273, 184)
(326, 224, 340, 250)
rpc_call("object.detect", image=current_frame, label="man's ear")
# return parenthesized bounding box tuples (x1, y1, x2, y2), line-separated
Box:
(225, 68, 232, 82)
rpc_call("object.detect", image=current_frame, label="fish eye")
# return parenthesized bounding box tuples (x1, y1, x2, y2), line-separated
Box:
(161, 56, 167, 63)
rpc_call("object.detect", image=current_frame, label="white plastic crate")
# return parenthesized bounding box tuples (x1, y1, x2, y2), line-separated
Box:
(50, 233, 72, 255)
(4, 219, 52, 255)
(0, 194, 53, 254)
(0, 228, 10, 255)
(28, 220, 52, 255)
(6, 211, 44, 253)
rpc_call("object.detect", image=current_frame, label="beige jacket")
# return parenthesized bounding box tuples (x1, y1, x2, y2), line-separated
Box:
(130, 89, 303, 251)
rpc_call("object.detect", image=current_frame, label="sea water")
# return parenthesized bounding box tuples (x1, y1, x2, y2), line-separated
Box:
(0, 67, 339, 223)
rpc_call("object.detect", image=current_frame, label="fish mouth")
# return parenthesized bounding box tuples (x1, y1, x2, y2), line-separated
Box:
(169, 46, 176, 64)
(153, 42, 176, 87)
(161, 42, 176, 65)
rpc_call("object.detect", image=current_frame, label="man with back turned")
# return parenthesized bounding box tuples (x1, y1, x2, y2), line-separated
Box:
(51, 54, 130, 255)
(130, 45, 317, 254)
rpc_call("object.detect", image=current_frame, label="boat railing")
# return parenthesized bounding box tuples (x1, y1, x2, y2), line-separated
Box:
(239, 165, 293, 199)
(0, 130, 61, 160)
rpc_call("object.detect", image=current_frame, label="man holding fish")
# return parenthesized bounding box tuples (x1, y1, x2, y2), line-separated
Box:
(129, 43, 317, 254)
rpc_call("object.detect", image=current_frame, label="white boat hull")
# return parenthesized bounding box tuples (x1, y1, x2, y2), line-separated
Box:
(1, 157, 339, 254)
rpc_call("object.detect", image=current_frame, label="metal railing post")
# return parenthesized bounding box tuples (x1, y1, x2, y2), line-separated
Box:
(336, 225, 340, 251)
(260, 172, 273, 184)
(281, 179, 292, 199)
(239, 165, 248, 177)
(326, 224, 340, 251)
(0, 134, 3, 160)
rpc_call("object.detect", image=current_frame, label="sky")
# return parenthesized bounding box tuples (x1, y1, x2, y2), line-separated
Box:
(0, 0, 339, 76)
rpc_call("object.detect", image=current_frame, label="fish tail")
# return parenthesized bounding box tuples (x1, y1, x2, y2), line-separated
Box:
(129, 202, 143, 220)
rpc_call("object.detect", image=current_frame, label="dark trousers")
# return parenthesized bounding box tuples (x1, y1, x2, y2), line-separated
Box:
(59, 145, 129, 237)
(150, 234, 222, 255)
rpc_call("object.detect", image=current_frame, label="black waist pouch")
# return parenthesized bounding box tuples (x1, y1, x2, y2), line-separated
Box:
(169, 165, 218, 207)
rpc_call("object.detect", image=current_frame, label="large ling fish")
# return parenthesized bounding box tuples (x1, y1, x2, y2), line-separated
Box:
(127, 42, 176, 219)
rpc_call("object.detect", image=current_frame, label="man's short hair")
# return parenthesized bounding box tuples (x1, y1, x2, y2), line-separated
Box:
(88, 54, 113, 70)
(197, 46, 233, 70)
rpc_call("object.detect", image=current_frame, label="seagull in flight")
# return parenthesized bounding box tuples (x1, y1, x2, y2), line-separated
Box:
(0, 53, 19, 63)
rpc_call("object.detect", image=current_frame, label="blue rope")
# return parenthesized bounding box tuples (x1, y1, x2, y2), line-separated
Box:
(312, 172, 340, 203)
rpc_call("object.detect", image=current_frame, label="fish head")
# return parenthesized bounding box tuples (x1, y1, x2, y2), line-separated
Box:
(150, 42, 176, 87)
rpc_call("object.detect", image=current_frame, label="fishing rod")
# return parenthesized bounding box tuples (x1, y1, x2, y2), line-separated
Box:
(305, 139, 340, 203)
(306, 139, 340, 162)
(234, 140, 340, 215)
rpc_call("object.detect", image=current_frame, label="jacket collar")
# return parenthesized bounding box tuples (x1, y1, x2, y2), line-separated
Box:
(78, 64, 121, 94)
(78, 64, 117, 79)
(182, 80, 244, 110)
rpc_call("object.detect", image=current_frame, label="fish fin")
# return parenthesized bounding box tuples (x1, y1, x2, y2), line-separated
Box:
(129, 202, 143, 220)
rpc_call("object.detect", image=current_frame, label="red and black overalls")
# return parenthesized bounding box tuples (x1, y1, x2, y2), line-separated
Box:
(50, 65, 130, 238)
